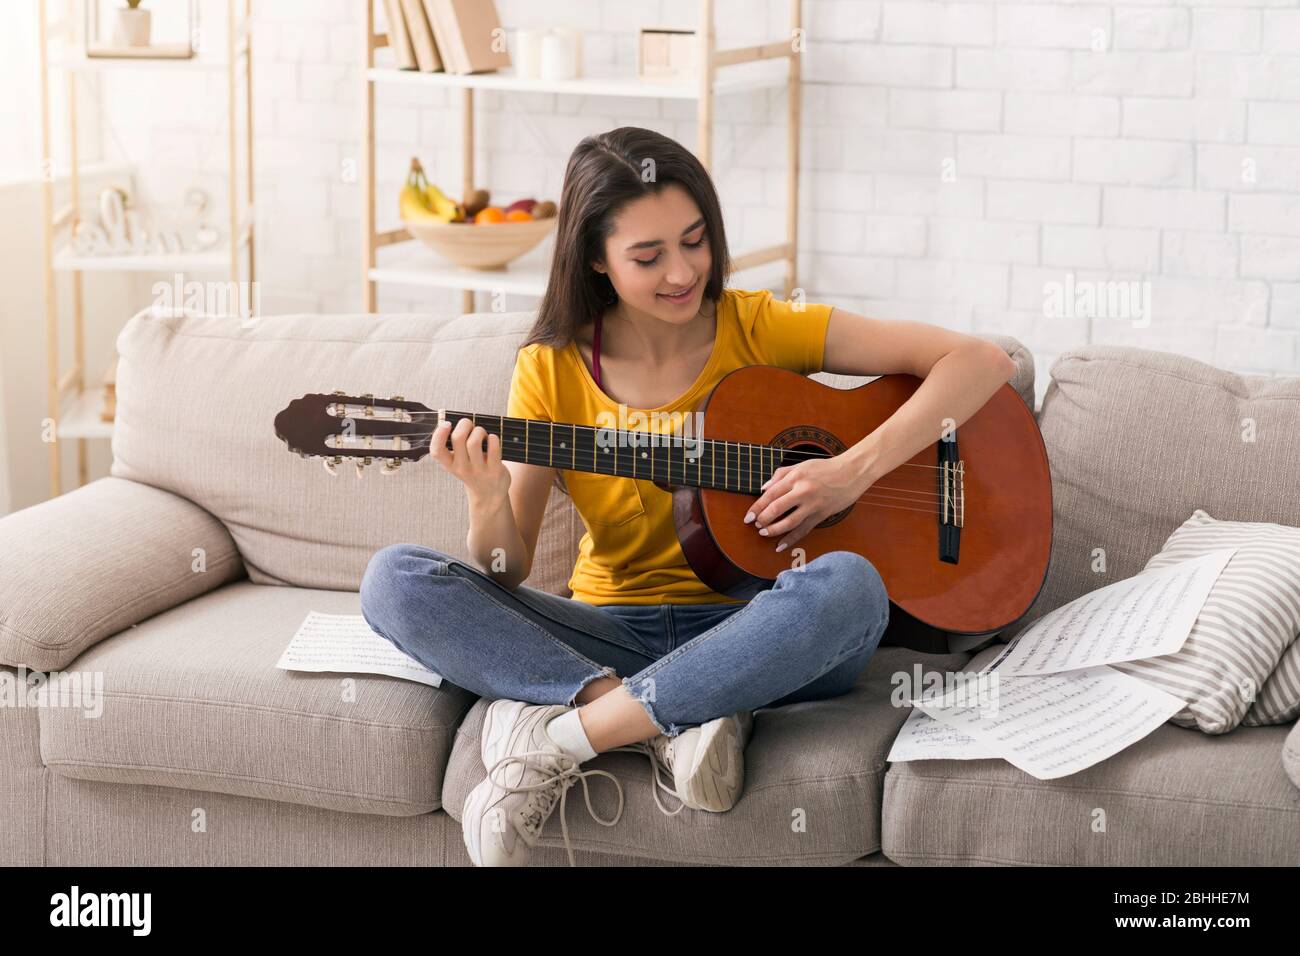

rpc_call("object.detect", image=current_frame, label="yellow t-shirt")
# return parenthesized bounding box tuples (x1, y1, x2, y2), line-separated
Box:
(507, 287, 835, 606)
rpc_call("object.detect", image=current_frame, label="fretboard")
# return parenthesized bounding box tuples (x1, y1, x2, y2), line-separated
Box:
(434, 410, 797, 495)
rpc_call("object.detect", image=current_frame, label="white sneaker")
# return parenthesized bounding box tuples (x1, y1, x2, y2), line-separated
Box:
(461, 699, 624, 867)
(614, 710, 754, 814)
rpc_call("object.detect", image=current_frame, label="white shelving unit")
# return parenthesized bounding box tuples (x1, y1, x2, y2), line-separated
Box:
(38, 0, 255, 495)
(360, 0, 804, 314)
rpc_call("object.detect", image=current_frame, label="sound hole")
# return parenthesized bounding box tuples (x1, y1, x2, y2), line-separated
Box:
(781, 441, 852, 529)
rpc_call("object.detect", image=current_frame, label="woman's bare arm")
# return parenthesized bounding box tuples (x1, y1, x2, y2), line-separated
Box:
(465, 458, 555, 590)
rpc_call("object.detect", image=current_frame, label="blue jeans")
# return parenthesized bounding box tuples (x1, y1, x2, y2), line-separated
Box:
(359, 545, 890, 738)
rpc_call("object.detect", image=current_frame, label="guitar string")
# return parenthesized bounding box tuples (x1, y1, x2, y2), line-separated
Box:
(341, 423, 960, 477)
(317, 455, 945, 517)
(367, 410, 959, 474)
(326, 433, 957, 504)
(316, 414, 967, 514)
(311, 456, 959, 517)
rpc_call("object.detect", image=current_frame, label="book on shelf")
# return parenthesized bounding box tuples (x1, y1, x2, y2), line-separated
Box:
(399, 0, 443, 72)
(382, 0, 417, 70)
(424, 0, 510, 75)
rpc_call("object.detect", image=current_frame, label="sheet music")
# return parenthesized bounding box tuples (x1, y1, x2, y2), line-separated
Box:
(909, 665, 1186, 780)
(888, 707, 1001, 761)
(989, 548, 1236, 677)
(277, 611, 443, 688)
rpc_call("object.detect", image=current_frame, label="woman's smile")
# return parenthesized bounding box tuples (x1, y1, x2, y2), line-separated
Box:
(657, 277, 699, 305)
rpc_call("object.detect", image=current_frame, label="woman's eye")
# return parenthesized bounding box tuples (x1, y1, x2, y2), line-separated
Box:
(634, 236, 706, 267)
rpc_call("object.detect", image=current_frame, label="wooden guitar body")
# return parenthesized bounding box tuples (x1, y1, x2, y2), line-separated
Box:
(665, 366, 1052, 638)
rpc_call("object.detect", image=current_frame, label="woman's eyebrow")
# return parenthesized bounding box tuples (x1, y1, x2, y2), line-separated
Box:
(624, 217, 706, 252)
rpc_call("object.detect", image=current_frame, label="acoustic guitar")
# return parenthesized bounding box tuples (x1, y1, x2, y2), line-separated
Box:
(274, 365, 1052, 642)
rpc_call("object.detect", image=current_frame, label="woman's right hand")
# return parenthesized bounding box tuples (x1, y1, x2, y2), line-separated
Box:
(430, 417, 511, 513)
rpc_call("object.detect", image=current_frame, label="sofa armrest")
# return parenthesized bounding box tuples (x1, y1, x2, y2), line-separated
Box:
(0, 477, 245, 671)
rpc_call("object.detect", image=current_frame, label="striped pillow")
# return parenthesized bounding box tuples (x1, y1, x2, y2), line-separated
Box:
(1109, 509, 1300, 735)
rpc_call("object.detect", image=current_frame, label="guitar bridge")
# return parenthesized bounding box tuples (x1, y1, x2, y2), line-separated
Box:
(937, 437, 963, 564)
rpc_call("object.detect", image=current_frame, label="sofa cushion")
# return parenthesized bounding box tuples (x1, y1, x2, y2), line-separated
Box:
(440, 646, 973, 865)
(0, 477, 245, 671)
(38, 581, 476, 816)
(1006, 344, 1300, 643)
(882, 645, 1300, 865)
(111, 309, 584, 594)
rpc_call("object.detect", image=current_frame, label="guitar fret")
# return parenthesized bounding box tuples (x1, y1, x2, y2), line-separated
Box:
(488, 415, 794, 495)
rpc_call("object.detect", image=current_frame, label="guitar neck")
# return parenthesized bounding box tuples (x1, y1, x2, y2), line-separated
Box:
(437, 409, 792, 494)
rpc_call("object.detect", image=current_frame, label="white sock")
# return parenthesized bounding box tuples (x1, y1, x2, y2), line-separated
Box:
(545, 708, 597, 763)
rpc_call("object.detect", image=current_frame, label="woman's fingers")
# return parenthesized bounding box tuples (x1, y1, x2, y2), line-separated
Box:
(430, 420, 453, 468)
(434, 419, 501, 474)
(447, 417, 473, 473)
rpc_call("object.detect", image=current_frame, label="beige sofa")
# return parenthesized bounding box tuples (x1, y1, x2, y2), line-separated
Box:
(2, 306, 1298, 867)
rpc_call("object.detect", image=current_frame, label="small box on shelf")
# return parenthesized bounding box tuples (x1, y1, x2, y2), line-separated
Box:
(638, 27, 696, 83)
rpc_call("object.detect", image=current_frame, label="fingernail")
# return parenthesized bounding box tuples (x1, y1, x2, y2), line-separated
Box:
(743, 512, 754, 524)
(758, 528, 768, 536)
(775, 543, 787, 552)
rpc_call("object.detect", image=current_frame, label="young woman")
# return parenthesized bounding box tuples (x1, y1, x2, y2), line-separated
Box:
(359, 126, 1016, 867)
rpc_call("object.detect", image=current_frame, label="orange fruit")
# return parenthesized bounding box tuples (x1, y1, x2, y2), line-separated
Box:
(475, 206, 507, 224)
(505, 209, 533, 222)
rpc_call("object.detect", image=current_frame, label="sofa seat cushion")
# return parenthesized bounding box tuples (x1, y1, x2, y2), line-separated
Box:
(441, 646, 973, 866)
(882, 645, 1300, 865)
(38, 582, 476, 816)
(883, 721, 1300, 866)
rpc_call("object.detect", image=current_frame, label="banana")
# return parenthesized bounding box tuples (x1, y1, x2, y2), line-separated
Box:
(400, 182, 440, 221)
(424, 182, 465, 223)
(399, 158, 444, 223)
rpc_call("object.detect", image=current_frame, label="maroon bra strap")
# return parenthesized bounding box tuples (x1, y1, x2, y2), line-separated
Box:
(592, 311, 603, 389)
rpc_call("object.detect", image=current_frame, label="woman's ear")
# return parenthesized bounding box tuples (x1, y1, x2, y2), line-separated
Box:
(591, 261, 607, 276)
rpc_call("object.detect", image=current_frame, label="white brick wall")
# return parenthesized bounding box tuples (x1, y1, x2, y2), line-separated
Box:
(102, 0, 1300, 409)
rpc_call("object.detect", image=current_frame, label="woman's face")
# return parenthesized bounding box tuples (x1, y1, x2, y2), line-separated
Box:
(592, 183, 712, 324)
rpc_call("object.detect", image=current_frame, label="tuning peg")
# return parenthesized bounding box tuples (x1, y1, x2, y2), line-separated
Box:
(323, 456, 342, 476)
(389, 394, 405, 402)
(380, 458, 401, 475)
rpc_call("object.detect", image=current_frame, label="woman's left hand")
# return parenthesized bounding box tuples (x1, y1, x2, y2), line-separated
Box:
(744, 454, 871, 554)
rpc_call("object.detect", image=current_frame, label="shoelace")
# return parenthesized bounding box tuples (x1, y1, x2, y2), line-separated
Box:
(610, 739, 686, 817)
(485, 748, 625, 867)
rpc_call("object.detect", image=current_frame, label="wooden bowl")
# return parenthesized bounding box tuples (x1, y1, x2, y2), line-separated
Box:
(402, 216, 556, 270)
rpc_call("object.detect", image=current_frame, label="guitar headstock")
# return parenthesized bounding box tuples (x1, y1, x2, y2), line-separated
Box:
(274, 391, 435, 477)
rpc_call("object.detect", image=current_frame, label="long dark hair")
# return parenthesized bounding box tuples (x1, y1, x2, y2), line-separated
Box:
(522, 126, 732, 351)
